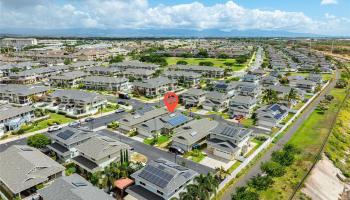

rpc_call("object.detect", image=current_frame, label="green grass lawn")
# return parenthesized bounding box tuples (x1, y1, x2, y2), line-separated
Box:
(207, 111, 230, 119)
(165, 57, 247, 71)
(259, 87, 347, 200)
(244, 139, 264, 158)
(281, 113, 294, 124)
(100, 104, 119, 113)
(240, 118, 255, 128)
(183, 149, 206, 163)
(24, 113, 74, 133)
(228, 161, 242, 173)
(144, 135, 170, 145)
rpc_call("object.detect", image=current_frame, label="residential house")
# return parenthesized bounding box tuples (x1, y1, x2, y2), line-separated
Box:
(121, 68, 155, 80)
(118, 108, 168, 133)
(0, 84, 49, 105)
(202, 91, 229, 112)
(179, 88, 207, 108)
(261, 76, 279, 86)
(72, 135, 130, 173)
(136, 111, 192, 138)
(163, 70, 201, 87)
(235, 82, 262, 98)
(47, 90, 107, 117)
(81, 76, 130, 92)
(0, 145, 64, 199)
(207, 123, 252, 160)
(127, 158, 197, 200)
(49, 71, 88, 88)
(172, 118, 219, 152)
(47, 127, 95, 162)
(267, 85, 304, 100)
(242, 74, 260, 83)
(256, 104, 289, 129)
(0, 104, 33, 136)
(296, 80, 317, 93)
(169, 65, 224, 78)
(86, 66, 120, 76)
(214, 82, 237, 98)
(38, 174, 115, 200)
(133, 77, 177, 98)
(307, 73, 323, 84)
(111, 61, 160, 71)
(228, 95, 257, 118)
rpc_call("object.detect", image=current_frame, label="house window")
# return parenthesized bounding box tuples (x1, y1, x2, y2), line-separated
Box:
(157, 190, 164, 195)
(140, 181, 146, 186)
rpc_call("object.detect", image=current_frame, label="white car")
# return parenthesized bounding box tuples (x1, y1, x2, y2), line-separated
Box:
(48, 125, 62, 132)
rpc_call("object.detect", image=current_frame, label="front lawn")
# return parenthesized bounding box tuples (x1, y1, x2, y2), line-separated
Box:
(20, 113, 74, 134)
(228, 161, 242, 173)
(183, 149, 206, 163)
(240, 118, 255, 128)
(100, 103, 119, 113)
(143, 135, 170, 146)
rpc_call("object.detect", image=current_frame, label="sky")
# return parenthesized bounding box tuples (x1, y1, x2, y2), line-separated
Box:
(0, 0, 349, 36)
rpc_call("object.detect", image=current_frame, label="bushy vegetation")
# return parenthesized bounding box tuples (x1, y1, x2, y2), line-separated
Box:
(139, 54, 167, 66)
(107, 121, 119, 129)
(27, 134, 51, 149)
(109, 55, 124, 63)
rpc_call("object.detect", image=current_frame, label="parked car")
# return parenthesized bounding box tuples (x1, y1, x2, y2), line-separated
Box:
(68, 121, 80, 127)
(85, 117, 95, 122)
(169, 146, 185, 155)
(118, 101, 127, 105)
(115, 108, 125, 113)
(118, 92, 130, 99)
(48, 125, 62, 132)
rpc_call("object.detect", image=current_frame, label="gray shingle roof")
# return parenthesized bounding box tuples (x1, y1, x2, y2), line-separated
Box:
(82, 76, 128, 84)
(50, 71, 88, 80)
(119, 108, 168, 127)
(0, 145, 65, 194)
(0, 104, 33, 121)
(38, 173, 114, 200)
(49, 127, 95, 146)
(50, 90, 106, 103)
(75, 135, 129, 161)
(133, 77, 175, 89)
(0, 84, 49, 96)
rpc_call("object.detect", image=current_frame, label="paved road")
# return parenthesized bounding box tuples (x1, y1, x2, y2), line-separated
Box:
(97, 129, 214, 174)
(221, 69, 340, 200)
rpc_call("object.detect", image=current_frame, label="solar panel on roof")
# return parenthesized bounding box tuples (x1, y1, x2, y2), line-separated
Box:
(274, 114, 283, 119)
(270, 104, 280, 112)
(167, 115, 188, 127)
(138, 165, 174, 188)
(57, 130, 75, 140)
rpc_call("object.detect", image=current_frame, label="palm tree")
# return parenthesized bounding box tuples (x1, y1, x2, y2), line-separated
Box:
(262, 89, 278, 104)
(216, 167, 229, 180)
(287, 88, 298, 102)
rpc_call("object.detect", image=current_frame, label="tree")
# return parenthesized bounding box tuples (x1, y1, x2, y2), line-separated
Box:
(287, 88, 298, 102)
(261, 161, 286, 177)
(218, 53, 229, 59)
(199, 61, 214, 66)
(177, 60, 188, 65)
(197, 49, 208, 58)
(64, 58, 72, 65)
(109, 55, 124, 63)
(27, 134, 51, 149)
(236, 55, 249, 64)
(271, 150, 295, 166)
(232, 186, 259, 200)
(248, 175, 274, 190)
(139, 54, 167, 66)
(262, 89, 278, 104)
(279, 76, 289, 85)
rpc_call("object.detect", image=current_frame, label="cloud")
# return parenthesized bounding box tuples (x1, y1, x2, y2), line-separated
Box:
(321, 0, 338, 5)
(0, 0, 349, 35)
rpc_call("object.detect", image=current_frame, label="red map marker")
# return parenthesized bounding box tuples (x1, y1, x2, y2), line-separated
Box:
(164, 92, 178, 112)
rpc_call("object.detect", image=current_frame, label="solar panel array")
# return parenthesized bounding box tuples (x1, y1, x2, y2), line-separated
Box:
(167, 114, 188, 127)
(270, 104, 280, 112)
(138, 165, 174, 188)
(57, 130, 75, 140)
(220, 126, 239, 137)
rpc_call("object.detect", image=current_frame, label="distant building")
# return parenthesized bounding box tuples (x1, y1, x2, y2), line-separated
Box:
(0, 38, 37, 50)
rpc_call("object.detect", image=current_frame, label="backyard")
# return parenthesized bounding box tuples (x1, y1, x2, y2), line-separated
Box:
(165, 57, 247, 71)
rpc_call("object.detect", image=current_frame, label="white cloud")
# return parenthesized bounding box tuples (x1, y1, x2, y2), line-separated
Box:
(321, 0, 338, 5)
(0, 0, 349, 35)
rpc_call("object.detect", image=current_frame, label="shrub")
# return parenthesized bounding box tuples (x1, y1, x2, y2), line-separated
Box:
(261, 161, 286, 177)
(271, 150, 295, 166)
(199, 61, 214, 66)
(232, 186, 259, 200)
(248, 175, 274, 190)
(176, 60, 188, 65)
(27, 134, 51, 149)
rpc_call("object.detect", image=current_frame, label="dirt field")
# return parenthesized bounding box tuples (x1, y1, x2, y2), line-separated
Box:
(302, 155, 349, 200)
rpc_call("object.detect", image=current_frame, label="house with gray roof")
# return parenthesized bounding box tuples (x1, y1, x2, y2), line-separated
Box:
(81, 76, 130, 92)
(121, 68, 155, 80)
(228, 95, 257, 118)
(136, 111, 192, 138)
(49, 71, 88, 88)
(86, 66, 120, 76)
(242, 74, 260, 83)
(0, 104, 34, 136)
(5, 66, 64, 84)
(235, 81, 262, 98)
(162, 70, 201, 87)
(267, 85, 304, 100)
(133, 77, 177, 98)
(0, 84, 49, 105)
(127, 158, 197, 200)
(118, 108, 168, 133)
(172, 118, 219, 152)
(256, 104, 289, 129)
(179, 88, 207, 108)
(47, 127, 95, 162)
(46, 90, 107, 117)
(207, 123, 252, 160)
(111, 60, 160, 71)
(261, 75, 279, 86)
(202, 91, 229, 112)
(296, 79, 317, 93)
(72, 135, 129, 173)
(0, 145, 64, 199)
(38, 173, 114, 200)
(169, 65, 224, 78)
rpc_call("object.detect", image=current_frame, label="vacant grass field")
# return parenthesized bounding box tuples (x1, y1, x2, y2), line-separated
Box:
(259, 87, 347, 200)
(165, 57, 247, 71)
